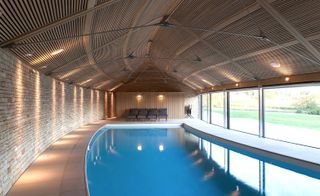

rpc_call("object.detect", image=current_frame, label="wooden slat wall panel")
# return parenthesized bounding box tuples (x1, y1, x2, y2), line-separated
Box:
(115, 92, 185, 119)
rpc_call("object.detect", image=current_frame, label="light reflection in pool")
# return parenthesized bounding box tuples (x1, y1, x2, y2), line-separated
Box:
(86, 128, 320, 196)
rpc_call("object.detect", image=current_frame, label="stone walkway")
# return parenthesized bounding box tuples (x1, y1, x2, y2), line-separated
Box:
(7, 120, 107, 196)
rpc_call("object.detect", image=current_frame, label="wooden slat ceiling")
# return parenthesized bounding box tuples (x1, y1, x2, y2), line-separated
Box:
(1, 0, 320, 93)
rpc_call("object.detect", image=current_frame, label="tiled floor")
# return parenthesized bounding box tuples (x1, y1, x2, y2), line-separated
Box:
(7, 119, 320, 196)
(7, 120, 108, 196)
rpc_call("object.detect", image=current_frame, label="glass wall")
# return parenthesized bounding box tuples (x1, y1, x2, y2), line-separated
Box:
(264, 85, 320, 148)
(199, 83, 320, 148)
(201, 94, 210, 122)
(229, 89, 259, 135)
(211, 92, 224, 127)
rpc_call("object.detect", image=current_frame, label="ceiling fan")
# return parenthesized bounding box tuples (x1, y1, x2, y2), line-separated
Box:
(50, 51, 203, 75)
(3, 15, 271, 48)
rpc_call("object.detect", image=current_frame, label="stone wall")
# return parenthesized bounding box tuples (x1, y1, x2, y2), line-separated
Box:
(0, 49, 105, 196)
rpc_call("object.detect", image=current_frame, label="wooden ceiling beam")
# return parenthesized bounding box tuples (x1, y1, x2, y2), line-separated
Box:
(0, 0, 121, 47)
(201, 71, 320, 93)
(173, 0, 277, 57)
(82, 0, 109, 80)
(171, 19, 257, 84)
(183, 33, 320, 81)
(146, 0, 187, 78)
(257, 0, 320, 63)
(122, 0, 152, 72)
(49, 16, 163, 77)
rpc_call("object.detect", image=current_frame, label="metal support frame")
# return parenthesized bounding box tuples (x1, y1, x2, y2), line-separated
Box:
(224, 91, 230, 129)
(259, 87, 265, 138)
(209, 93, 212, 124)
(199, 94, 203, 120)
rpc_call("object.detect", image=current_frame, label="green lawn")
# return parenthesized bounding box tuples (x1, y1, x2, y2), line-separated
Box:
(210, 108, 320, 131)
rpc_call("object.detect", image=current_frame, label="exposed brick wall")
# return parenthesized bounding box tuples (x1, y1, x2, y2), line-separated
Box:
(0, 49, 105, 196)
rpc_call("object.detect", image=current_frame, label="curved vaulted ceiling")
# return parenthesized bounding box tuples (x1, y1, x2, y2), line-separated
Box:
(1, 0, 320, 93)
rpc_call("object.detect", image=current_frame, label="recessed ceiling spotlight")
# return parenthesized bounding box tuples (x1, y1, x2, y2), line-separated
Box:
(285, 77, 290, 82)
(51, 49, 64, 56)
(25, 53, 33, 57)
(270, 61, 281, 68)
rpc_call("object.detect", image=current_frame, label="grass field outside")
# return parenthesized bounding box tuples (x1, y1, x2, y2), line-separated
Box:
(208, 108, 320, 131)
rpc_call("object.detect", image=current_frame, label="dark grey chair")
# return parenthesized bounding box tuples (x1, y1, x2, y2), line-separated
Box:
(147, 109, 158, 120)
(158, 108, 168, 120)
(127, 108, 139, 120)
(137, 109, 148, 120)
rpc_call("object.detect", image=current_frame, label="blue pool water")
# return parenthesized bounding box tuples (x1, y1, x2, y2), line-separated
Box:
(86, 127, 320, 196)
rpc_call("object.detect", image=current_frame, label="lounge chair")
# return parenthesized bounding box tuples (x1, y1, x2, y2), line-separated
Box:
(137, 109, 148, 120)
(158, 108, 168, 120)
(147, 109, 158, 120)
(127, 108, 139, 120)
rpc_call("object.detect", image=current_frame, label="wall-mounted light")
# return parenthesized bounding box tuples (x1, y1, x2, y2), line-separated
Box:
(51, 49, 64, 56)
(136, 94, 142, 102)
(235, 83, 239, 87)
(285, 77, 290, 82)
(158, 94, 164, 101)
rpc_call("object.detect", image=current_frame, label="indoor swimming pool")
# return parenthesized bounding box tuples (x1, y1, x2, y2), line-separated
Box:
(86, 126, 320, 196)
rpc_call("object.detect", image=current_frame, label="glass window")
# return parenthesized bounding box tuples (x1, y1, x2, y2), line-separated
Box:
(211, 92, 224, 127)
(201, 94, 210, 122)
(264, 85, 320, 148)
(229, 90, 259, 135)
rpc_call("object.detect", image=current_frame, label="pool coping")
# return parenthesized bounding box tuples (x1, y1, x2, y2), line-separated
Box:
(7, 119, 320, 196)
(182, 120, 320, 172)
